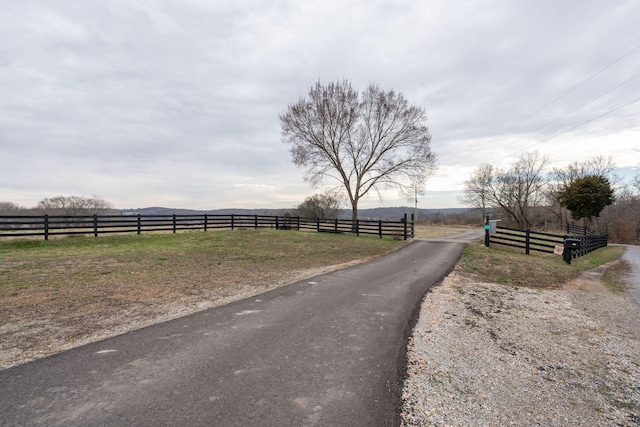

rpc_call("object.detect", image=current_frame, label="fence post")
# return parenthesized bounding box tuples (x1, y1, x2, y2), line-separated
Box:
(378, 220, 382, 238)
(44, 214, 49, 241)
(276, 216, 279, 230)
(334, 218, 338, 233)
(316, 218, 320, 233)
(525, 229, 530, 255)
(296, 216, 300, 231)
(484, 216, 490, 247)
(403, 213, 408, 240)
(254, 215, 258, 229)
(231, 214, 235, 230)
(172, 214, 177, 233)
(137, 214, 141, 235)
(356, 219, 360, 237)
(94, 214, 98, 238)
(204, 214, 208, 232)
(411, 213, 415, 238)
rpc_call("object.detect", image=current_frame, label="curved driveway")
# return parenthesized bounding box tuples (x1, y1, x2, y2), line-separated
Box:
(622, 245, 640, 307)
(0, 239, 471, 427)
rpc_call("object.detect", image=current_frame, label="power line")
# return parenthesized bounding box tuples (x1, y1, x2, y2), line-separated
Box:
(501, 95, 640, 160)
(525, 72, 640, 136)
(537, 95, 640, 143)
(501, 41, 640, 135)
(492, 40, 640, 162)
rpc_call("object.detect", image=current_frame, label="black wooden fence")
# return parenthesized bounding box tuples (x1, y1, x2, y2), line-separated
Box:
(487, 224, 607, 259)
(564, 223, 609, 258)
(567, 222, 600, 236)
(0, 213, 415, 241)
(487, 227, 563, 255)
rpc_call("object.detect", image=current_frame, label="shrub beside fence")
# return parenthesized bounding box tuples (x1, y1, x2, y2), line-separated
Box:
(487, 223, 607, 260)
(0, 213, 415, 241)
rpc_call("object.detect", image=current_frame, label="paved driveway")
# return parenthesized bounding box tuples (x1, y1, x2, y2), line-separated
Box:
(623, 245, 640, 306)
(0, 240, 468, 427)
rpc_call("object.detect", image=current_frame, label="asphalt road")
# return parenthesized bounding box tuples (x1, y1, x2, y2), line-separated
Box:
(0, 240, 468, 427)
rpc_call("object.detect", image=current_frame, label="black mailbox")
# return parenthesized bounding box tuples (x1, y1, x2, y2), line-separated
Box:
(565, 238, 581, 250)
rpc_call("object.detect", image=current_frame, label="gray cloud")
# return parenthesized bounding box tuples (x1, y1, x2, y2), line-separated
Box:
(1, 0, 639, 209)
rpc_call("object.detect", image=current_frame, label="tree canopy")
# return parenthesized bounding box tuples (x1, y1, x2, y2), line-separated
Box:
(36, 195, 114, 216)
(296, 191, 342, 219)
(557, 175, 614, 223)
(280, 79, 437, 223)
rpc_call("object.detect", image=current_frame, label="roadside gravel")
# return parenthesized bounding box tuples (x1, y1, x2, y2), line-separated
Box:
(401, 263, 640, 426)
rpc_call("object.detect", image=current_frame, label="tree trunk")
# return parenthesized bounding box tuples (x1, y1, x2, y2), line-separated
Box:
(351, 200, 358, 231)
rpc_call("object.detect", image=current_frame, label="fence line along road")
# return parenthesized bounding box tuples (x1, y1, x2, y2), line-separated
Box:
(0, 213, 415, 241)
(487, 223, 608, 261)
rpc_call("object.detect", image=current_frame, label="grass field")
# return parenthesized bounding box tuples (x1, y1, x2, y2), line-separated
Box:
(0, 229, 408, 368)
(0, 226, 630, 368)
(0, 229, 405, 292)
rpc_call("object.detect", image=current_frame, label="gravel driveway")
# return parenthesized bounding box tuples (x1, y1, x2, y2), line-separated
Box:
(401, 246, 640, 426)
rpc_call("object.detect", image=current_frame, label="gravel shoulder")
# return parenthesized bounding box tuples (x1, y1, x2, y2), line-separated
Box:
(401, 258, 640, 426)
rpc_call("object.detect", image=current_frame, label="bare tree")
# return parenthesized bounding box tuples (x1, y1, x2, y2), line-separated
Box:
(458, 163, 494, 220)
(36, 195, 114, 216)
(280, 80, 437, 224)
(296, 191, 343, 219)
(633, 173, 640, 194)
(597, 185, 639, 242)
(0, 201, 27, 214)
(489, 152, 549, 229)
(547, 155, 618, 227)
(552, 155, 618, 187)
(0, 202, 28, 228)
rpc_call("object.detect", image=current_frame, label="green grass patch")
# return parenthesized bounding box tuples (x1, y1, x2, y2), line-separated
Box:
(0, 229, 405, 292)
(458, 243, 626, 288)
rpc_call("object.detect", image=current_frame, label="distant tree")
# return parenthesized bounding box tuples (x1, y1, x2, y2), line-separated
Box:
(296, 191, 343, 219)
(598, 186, 640, 243)
(0, 201, 27, 214)
(547, 156, 618, 226)
(479, 152, 549, 228)
(0, 202, 28, 228)
(557, 175, 614, 226)
(459, 153, 549, 228)
(280, 79, 437, 224)
(36, 195, 114, 216)
(458, 163, 494, 220)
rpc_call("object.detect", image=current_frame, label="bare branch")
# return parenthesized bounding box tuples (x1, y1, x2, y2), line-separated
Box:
(280, 80, 436, 222)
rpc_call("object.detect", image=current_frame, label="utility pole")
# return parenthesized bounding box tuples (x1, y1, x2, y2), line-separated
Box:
(414, 185, 419, 224)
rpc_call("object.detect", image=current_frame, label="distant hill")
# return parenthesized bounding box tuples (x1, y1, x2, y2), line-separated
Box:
(356, 207, 470, 220)
(119, 206, 471, 220)
(119, 207, 288, 216)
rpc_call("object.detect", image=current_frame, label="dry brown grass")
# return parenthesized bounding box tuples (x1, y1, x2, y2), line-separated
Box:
(0, 229, 405, 369)
(458, 241, 627, 288)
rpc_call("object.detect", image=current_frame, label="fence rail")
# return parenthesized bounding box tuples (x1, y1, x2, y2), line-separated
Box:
(567, 222, 600, 236)
(0, 213, 415, 241)
(488, 226, 564, 255)
(488, 225, 607, 260)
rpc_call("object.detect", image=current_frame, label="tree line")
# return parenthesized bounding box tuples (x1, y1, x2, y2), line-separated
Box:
(0, 195, 114, 217)
(458, 153, 640, 243)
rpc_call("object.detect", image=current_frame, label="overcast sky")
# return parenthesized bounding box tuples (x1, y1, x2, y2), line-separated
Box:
(1, 0, 639, 210)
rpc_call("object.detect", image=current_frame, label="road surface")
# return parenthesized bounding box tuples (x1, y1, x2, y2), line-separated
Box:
(0, 239, 470, 426)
